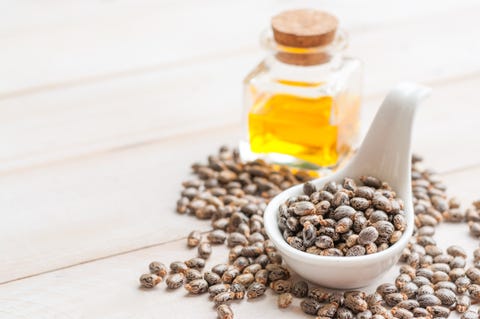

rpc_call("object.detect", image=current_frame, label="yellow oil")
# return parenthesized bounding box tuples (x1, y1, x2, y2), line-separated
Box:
(248, 90, 360, 167)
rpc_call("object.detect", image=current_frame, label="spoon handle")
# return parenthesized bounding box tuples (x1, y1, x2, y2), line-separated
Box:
(345, 82, 431, 192)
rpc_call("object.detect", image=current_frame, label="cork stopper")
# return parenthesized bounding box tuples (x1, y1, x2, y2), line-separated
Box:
(269, 9, 339, 66)
(271, 9, 339, 48)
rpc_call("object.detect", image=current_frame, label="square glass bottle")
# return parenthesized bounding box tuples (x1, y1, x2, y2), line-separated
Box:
(240, 9, 363, 171)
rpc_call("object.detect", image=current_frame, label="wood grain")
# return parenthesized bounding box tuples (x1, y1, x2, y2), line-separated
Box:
(1, 73, 479, 283)
(2, 1, 480, 316)
(2, 0, 479, 96)
(2, 68, 480, 177)
(1, 165, 478, 319)
(2, 3, 480, 174)
(0, 126, 237, 283)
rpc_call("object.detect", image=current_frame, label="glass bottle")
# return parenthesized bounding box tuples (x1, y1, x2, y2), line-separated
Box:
(240, 9, 363, 171)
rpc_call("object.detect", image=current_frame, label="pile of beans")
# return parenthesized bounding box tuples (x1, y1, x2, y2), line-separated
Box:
(279, 176, 406, 256)
(138, 147, 480, 319)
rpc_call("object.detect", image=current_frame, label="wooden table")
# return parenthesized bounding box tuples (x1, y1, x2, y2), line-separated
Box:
(1, 1, 480, 317)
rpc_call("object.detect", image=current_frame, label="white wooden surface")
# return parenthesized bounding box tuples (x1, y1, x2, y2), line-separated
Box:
(1, 0, 480, 318)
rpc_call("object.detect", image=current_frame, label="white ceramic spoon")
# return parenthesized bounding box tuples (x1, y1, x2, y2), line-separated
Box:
(264, 82, 431, 289)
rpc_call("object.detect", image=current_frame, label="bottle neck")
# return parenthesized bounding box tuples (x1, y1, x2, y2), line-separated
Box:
(275, 51, 333, 66)
(264, 53, 344, 84)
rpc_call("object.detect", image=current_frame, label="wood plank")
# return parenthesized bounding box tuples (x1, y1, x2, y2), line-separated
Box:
(2, 0, 479, 96)
(0, 239, 310, 318)
(0, 126, 238, 283)
(0, 0, 266, 96)
(1, 0, 479, 287)
(1, 184, 478, 319)
(0, 53, 257, 174)
(1, 2, 479, 316)
(2, 66, 480, 177)
(1, 86, 479, 284)
(2, 6, 480, 173)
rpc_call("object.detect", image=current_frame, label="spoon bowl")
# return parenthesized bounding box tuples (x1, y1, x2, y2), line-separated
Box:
(264, 83, 431, 288)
